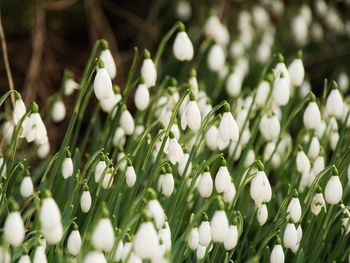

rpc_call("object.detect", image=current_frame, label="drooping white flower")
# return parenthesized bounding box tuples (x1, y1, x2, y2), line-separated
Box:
(256, 80, 270, 107)
(326, 88, 344, 119)
(114, 241, 124, 262)
(160, 173, 174, 197)
(2, 120, 14, 143)
(196, 245, 206, 260)
(33, 246, 47, 263)
(13, 97, 26, 125)
(133, 222, 161, 259)
(141, 53, 157, 88)
(205, 125, 219, 150)
(147, 199, 165, 229)
(273, 71, 290, 106)
(198, 170, 213, 198)
(51, 100, 66, 123)
(311, 191, 326, 215)
(83, 251, 107, 263)
(120, 108, 135, 135)
(287, 196, 302, 223)
(64, 77, 79, 96)
(187, 227, 200, 250)
(80, 190, 92, 213)
(250, 171, 272, 206)
(283, 223, 298, 249)
(167, 134, 184, 165)
(135, 82, 150, 111)
(95, 160, 107, 183)
(296, 150, 311, 174)
(257, 204, 268, 226)
(303, 102, 321, 130)
(178, 152, 192, 177)
(18, 255, 31, 263)
(288, 56, 305, 87)
(126, 165, 137, 188)
(4, 211, 25, 246)
(330, 131, 339, 151)
(226, 71, 243, 97)
(21, 108, 48, 145)
(20, 176, 34, 198)
(211, 210, 229, 242)
(62, 156, 73, 179)
(92, 218, 114, 252)
(223, 182, 236, 203)
(291, 225, 303, 253)
(100, 46, 117, 79)
(101, 171, 113, 189)
(37, 142, 50, 159)
(214, 160, 231, 193)
(308, 136, 320, 160)
(181, 97, 201, 131)
(259, 114, 280, 141)
(198, 220, 211, 246)
(325, 175, 343, 204)
(159, 222, 172, 252)
(173, 29, 194, 61)
(67, 229, 81, 256)
(40, 197, 61, 230)
(93, 61, 114, 101)
(270, 244, 285, 263)
(176, 1, 192, 20)
(100, 93, 121, 113)
(219, 110, 239, 143)
(223, 225, 238, 250)
(207, 44, 225, 72)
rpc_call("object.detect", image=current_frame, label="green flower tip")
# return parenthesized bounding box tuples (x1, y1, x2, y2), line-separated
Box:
(15, 92, 21, 100)
(255, 160, 264, 171)
(147, 188, 157, 200)
(316, 185, 322, 193)
(113, 85, 121, 94)
(102, 202, 109, 217)
(204, 166, 210, 172)
(161, 167, 166, 174)
(183, 145, 189, 153)
(216, 196, 225, 210)
(189, 91, 196, 101)
(190, 69, 197, 77)
(127, 159, 132, 166)
(72, 222, 78, 230)
(265, 72, 274, 83)
(9, 197, 19, 211)
(297, 144, 303, 152)
(170, 77, 177, 87)
(97, 58, 105, 69)
(32, 102, 39, 113)
(126, 233, 132, 242)
(144, 49, 151, 59)
(166, 164, 172, 174)
(297, 50, 303, 59)
(276, 53, 284, 63)
(292, 189, 299, 198)
(18, 162, 25, 171)
(44, 190, 52, 198)
(309, 92, 316, 102)
(142, 210, 152, 222)
(65, 69, 74, 79)
(203, 212, 208, 221)
(276, 236, 282, 245)
(220, 157, 227, 167)
(332, 165, 338, 175)
(331, 80, 339, 90)
(65, 148, 71, 158)
(83, 183, 89, 191)
(140, 75, 146, 85)
(232, 217, 239, 226)
(176, 21, 185, 32)
(169, 131, 175, 139)
(100, 39, 109, 50)
(159, 121, 165, 130)
(223, 101, 230, 112)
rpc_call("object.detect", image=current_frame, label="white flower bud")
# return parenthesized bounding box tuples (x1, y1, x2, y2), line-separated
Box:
(188, 227, 199, 250)
(288, 58, 305, 87)
(141, 58, 157, 88)
(22, 112, 48, 145)
(20, 176, 34, 198)
(43, 223, 63, 244)
(296, 150, 310, 174)
(4, 211, 25, 246)
(181, 100, 201, 131)
(311, 192, 326, 215)
(126, 166, 137, 188)
(167, 137, 184, 165)
(226, 72, 242, 97)
(330, 131, 339, 151)
(283, 223, 298, 249)
(147, 199, 165, 229)
(93, 67, 113, 101)
(18, 255, 31, 263)
(13, 98, 26, 125)
(95, 160, 107, 183)
(40, 197, 61, 230)
(133, 222, 161, 259)
(223, 182, 236, 203)
(62, 157, 73, 179)
(196, 245, 206, 260)
(270, 244, 285, 263)
(80, 190, 92, 213)
(198, 171, 213, 198)
(67, 230, 81, 256)
(308, 136, 320, 160)
(37, 142, 50, 159)
(101, 172, 113, 189)
(207, 44, 225, 72)
(120, 109, 135, 135)
(51, 100, 66, 123)
(198, 221, 211, 246)
(273, 73, 290, 106)
(33, 246, 47, 263)
(250, 171, 272, 206)
(257, 204, 268, 226)
(100, 93, 121, 113)
(303, 102, 321, 130)
(64, 78, 79, 96)
(92, 218, 114, 252)
(161, 173, 174, 197)
(256, 80, 270, 107)
(325, 175, 343, 204)
(178, 153, 192, 177)
(211, 210, 229, 242)
(112, 127, 126, 148)
(114, 241, 124, 262)
(83, 251, 107, 263)
(159, 222, 171, 252)
(205, 125, 219, 150)
(259, 114, 280, 141)
(287, 197, 302, 223)
(173, 31, 194, 61)
(135, 83, 150, 111)
(224, 225, 238, 250)
(326, 89, 344, 119)
(219, 111, 239, 143)
(215, 165, 231, 193)
(100, 49, 117, 79)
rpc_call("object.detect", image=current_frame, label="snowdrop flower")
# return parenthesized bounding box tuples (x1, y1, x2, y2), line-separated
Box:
(33, 246, 47, 263)
(291, 225, 303, 253)
(13, 95, 26, 125)
(218, 105, 239, 143)
(2, 120, 14, 143)
(100, 92, 121, 113)
(178, 150, 192, 177)
(120, 107, 135, 135)
(67, 229, 82, 256)
(20, 176, 34, 198)
(207, 44, 225, 72)
(303, 102, 321, 130)
(101, 170, 113, 189)
(51, 100, 66, 123)
(21, 104, 48, 145)
(198, 168, 213, 198)
(326, 87, 344, 119)
(288, 53, 305, 87)
(257, 204, 268, 226)
(296, 149, 311, 174)
(160, 172, 174, 197)
(159, 222, 171, 252)
(4, 210, 25, 246)
(62, 154, 73, 179)
(214, 158, 231, 193)
(80, 190, 92, 213)
(308, 136, 320, 160)
(93, 59, 114, 101)
(256, 80, 270, 107)
(92, 216, 114, 252)
(287, 193, 302, 223)
(211, 207, 229, 243)
(95, 159, 107, 183)
(325, 175, 343, 205)
(112, 127, 126, 148)
(283, 223, 298, 249)
(100, 41, 117, 79)
(141, 50, 157, 88)
(64, 77, 79, 96)
(311, 189, 326, 216)
(198, 219, 211, 246)
(18, 255, 31, 263)
(196, 245, 206, 260)
(330, 131, 339, 151)
(224, 224, 238, 250)
(134, 221, 161, 260)
(147, 198, 165, 229)
(40, 196, 61, 231)
(273, 71, 290, 106)
(37, 142, 50, 159)
(223, 182, 236, 203)
(135, 80, 150, 111)
(205, 125, 219, 150)
(188, 227, 199, 250)
(126, 163, 137, 188)
(250, 170, 272, 207)
(226, 71, 243, 97)
(114, 241, 124, 262)
(181, 93, 201, 131)
(0, 247, 11, 263)
(173, 24, 194, 61)
(167, 132, 184, 165)
(270, 240, 285, 263)
(259, 114, 280, 141)
(83, 251, 107, 263)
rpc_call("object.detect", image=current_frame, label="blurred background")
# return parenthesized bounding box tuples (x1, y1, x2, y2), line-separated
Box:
(1, 0, 350, 150)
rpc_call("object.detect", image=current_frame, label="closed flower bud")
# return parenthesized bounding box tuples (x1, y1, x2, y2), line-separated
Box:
(37, 142, 50, 159)
(18, 255, 31, 263)
(308, 136, 320, 160)
(287, 197, 302, 223)
(147, 199, 165, 229)
(43, 223, 63, 244)
(40, 197, 61, 230)
(13, 98, 26, 125)
(95, 160, 107, 183)
(205, 125, 219, 150)
(188, 227, 199, 250)
(93, 65, 114, 101)
(226, 72, 242, 97)
(296, 150, 310, 174)
(283, 223, 298, 249)
(257, 204, 268, 226)
(215, 163, 231, 193)
(141, 58, 157, 88)
(250, 171, 272, 207)
(33, 246, 47, 263)
(100, 93, 121, 113)
(256, 80, 270, 107)
(161, 173, 174, 197)
(100, 48, 117, 79)
(173, 31, 194, 61)
(101, 171, 113, 189)
(112, 127, 126, 148)
(219, 111, 239, 143)
(64, 78, 79, 96)
(83, 251, 107, 263)
(311, 192, 326, 215)
(20, 176, 34, 198)
(133, 222, 161, 259)
(126, 165, 137, 188)
(181, 99, 201, 131)
(270, 244, 285, 263)
(326, 88, 344, 119)
(120, 109, 135, 135)
(273, 73, 290, 106)
(67, 230, 81, 256)
(207, 44, 225, 72)
(198, 171, 213, 198)
(196, 245, 206, 260)
(288, 58, 305, 87)
(62, 157, 73, 179)
(159, 222, 172, 252)
(223, 182, 236, 203)
(178, 152, 192, 177)
(135, 83, 150, 111)
(325, 175, 343, 204)
(198, 221, 211, 246)
(51, 100, 66, 123)
(211, 210, 229, 242)
(303, 102, 321, 130)
(80, 190, 92, 213)
(4, 211, 25, 246)
(92, 218, 114, 252)
(167, 137, 184, 165)
(114, 241, 124, 262)
(224, 225, 238, 250)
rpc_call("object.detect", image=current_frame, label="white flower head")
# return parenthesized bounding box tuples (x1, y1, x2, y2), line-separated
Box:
(126, 163, 137, 188)
(198, 219, 212, 246)
(214, 158, 231, 193)
(287, 192, 302, 223)
(283, 223, 298, 250)
(325, 174, 343, 205)
(120, 106, 135, 135)
(83, 251, 107, 263)
(92, 214, 114, 252)
(303, 102, 321, 130)
(67, 229, 82, 256)
(288, 52, 305, 87)
(133, 221, 161, 260)
(273, 70, 290, 106)
(135, 81, 150, 111)
(257, 204, 268, 226)
(198, 168, 213, 198)
(207, 44, 225, 72)
(80, 190, 92, 213)
(311, 189, 326, 216)
(326, 85, 344, 119)
(296, 149, 311, 174)
(211, 207, 229, 243)
(94, 59, 114, 101)
(20, 176, 34, 198)
(167, 133, 184, 165)
(250, 170, 272, 207)
(13, 95, 26, 125)
(21, 104, 48, 145)
(62, 154, 74, 179)
(141, 50, 157, 88)
(188, 227, 199, 250)
(4, 210, 25, 247)
(270, 241, 285, 263)
(218, 105, 239, 143)
(181, 92, 201, 131)
(224, 224, 238, 250)
(100, 41, 117, 79)
(146, 197, 165, 229)
(51, 100, 66, 123)
(173, 24, 194, 61)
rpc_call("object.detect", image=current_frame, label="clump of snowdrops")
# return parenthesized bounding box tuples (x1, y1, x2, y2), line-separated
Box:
(1, 6, 350, 263)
